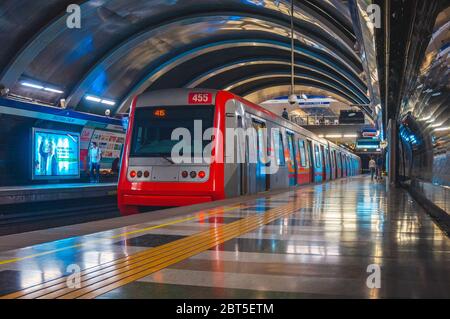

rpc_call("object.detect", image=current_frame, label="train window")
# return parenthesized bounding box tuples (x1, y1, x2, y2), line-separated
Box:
(325, 148, 330, 168)
(298, 140, 307, 167)
(274, 131, 286, 166)
(305, 140, 311, 167)
(286, 132, 295, 166)
(314, 145, 321, 168)
(252, 120, 267, 165)
(336, 152, 341, 169)
(331, 150, 336, 169)
(130, 106, 214, 158)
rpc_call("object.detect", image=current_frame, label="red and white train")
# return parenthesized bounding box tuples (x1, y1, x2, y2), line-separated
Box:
(118, 89, 361, 215)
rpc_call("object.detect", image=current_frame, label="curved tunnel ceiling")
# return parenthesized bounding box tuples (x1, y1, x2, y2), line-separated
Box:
(243, 85, 352, 105)
(0, 0, 371, 117)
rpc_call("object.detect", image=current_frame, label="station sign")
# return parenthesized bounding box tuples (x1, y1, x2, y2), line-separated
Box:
(362, 129, 379, 138)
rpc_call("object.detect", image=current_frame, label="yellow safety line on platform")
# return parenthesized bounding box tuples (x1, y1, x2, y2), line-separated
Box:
(1, 201, 301, 299)
(0, 204, 244, 266)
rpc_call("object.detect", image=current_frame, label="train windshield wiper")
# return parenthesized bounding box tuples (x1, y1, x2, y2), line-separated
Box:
(162, 156, 175, 164)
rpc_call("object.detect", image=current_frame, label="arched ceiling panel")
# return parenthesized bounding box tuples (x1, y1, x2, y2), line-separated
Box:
(0, 0, 371, 117)
(226, 74, 364, 105)
(115, 37, 367, 113)
(151, 53, 366, 99)
(193, 67, 367, 104)
(0, 0, 80, 73)
(67, 14, 365, 107)
(244, 84, 352, 105)
(1, 0, 358, 88)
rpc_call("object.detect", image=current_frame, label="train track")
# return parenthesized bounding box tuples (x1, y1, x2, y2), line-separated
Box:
(0, 196, 120, 236)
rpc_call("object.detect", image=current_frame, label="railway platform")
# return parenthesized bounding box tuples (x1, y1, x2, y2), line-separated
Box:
(0, 176, 448, 299)
(0, 183, 117, 205)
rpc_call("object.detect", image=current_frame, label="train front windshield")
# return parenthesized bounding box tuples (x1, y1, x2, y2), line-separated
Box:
(130, 106, 215, 158)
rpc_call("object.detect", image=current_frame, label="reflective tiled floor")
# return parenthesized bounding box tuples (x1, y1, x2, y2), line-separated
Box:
(0, 176, 449, 299)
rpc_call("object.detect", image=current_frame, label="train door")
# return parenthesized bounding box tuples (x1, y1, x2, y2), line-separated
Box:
(238, 115, 248, 195)
(349, 158, 353, 176)
(348, 157, 351, 176)
(336, 151, 342, 178)
(329, 149, 334, 180)
(343, 154, 347, 177)
(272, 129, 287, 189)
(252, 119, 268, 193)
(294, 138, 302, 185)
(307, 140, 314, 183)
(286, 132, 297, 186)
(350, 158, 354, 176)
(314, 143, 323, 182)
(297, 139, 309, 184)
(224, 101, 238, 197)
(331, 149, 337, 179)
(320, 145, 327, 181)
(325, 147, 331, 180)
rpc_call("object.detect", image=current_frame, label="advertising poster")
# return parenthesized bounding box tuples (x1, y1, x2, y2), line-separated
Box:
(80, 127, 95, 171)
(32, 128, 80, 179)
(79, 128, 125, 172)
(90, 129, 125, 161)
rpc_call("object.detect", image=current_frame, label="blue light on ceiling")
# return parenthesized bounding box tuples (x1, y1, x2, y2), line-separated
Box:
(66, 35, 94, 63)
(241, 0, 265, 6)
(90, 69, 108, 96)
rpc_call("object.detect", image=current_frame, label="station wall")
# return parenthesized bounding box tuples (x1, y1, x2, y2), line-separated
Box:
(0, 99, 125, 186)
(397, 8, 449, 214)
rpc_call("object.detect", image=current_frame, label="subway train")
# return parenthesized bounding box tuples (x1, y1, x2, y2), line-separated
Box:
(118, 89, 361, 215)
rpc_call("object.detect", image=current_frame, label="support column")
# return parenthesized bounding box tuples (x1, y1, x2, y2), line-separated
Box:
(387, 119, 398, 186)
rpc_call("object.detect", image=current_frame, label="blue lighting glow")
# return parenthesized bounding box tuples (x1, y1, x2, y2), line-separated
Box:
(67, 35, 94, 63)
(399, 125, 421, 146)
(90, 70, 108, 96)
(241, 0, 265, 6)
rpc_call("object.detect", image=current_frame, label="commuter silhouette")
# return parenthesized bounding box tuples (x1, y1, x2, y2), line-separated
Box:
(369, 157, 376, 181)
(89, 142, 102, 183)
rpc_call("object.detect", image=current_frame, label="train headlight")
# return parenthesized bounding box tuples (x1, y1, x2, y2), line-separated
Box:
(130, 170, 137, 178)
(144, 171, 150, 178)
(190, 171, 197, 178)
(181, 171, 189, 178)
(198, 171, 206, 179)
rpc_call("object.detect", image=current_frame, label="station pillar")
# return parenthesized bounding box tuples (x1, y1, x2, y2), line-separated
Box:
(387, 119, 399, 186)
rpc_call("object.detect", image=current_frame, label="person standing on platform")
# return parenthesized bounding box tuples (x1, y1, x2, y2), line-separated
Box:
(89, 142, 102, 183)
(282, 108, 289, 120)
(376, 156, 384, 181)
(369, 157, 376, 181)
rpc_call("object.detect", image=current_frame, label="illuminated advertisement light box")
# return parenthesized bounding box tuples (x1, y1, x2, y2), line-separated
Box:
(356, 138, 380, 150)
(32, 128, 80, 180)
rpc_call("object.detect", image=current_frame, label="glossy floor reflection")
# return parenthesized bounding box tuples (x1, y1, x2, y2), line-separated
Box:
(0, 176, 449, 299)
